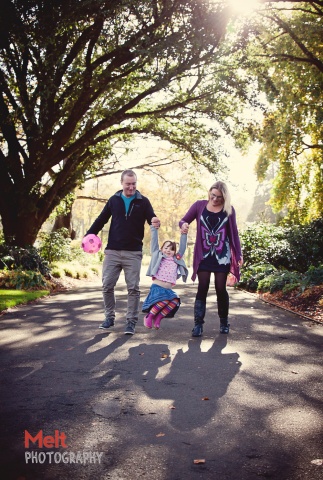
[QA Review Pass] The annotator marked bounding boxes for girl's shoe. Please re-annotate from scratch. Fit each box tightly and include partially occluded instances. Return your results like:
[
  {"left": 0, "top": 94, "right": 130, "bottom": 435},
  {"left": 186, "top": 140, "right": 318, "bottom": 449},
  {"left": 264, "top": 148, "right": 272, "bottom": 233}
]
[
  {"left": 154, "top": 313, "right": 164, "bottom": 330},
  {"left": 144, "top": 313, "right": 154, "bottom": 329}
]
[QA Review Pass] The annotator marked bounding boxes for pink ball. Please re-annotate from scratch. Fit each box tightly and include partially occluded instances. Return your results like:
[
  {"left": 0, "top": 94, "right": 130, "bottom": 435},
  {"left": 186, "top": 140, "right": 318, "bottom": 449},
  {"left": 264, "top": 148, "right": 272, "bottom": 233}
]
[{"left": 82, "top": 234, "right": 102, "bottom": 254}]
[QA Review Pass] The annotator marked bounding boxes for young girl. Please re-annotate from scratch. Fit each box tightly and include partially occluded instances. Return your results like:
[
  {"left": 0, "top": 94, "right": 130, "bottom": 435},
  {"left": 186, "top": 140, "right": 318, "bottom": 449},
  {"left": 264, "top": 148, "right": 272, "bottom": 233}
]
[{"left": 142, "top": 226, "right": 188, "bottom": 330}]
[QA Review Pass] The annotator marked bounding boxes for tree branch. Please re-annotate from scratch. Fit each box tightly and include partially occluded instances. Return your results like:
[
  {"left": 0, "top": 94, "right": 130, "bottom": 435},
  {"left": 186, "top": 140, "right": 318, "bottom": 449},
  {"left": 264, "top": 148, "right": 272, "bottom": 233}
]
[{"left": 268, "top": 12, "right": 323, "bottom": 72}]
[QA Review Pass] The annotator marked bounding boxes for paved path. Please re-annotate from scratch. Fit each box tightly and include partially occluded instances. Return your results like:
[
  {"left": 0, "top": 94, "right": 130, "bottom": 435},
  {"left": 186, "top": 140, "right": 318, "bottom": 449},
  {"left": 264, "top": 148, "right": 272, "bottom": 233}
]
[{"left": 0, "top": 275, "right": 322, "bottom": 480}]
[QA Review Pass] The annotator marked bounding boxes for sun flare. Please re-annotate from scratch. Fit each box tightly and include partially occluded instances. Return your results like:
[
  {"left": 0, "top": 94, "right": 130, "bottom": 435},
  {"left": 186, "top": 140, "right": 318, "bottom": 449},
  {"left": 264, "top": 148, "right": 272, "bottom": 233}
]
[{"left": 227, "top": 0, "right": 260, "bottom": 15}]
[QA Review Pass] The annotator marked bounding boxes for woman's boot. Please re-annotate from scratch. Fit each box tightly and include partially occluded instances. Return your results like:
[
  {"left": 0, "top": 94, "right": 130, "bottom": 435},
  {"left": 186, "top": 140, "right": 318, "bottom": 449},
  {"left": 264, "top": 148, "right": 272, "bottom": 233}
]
[
  {"left": 192, "top": 299, "right": 206, "bottom": 337},
  {"left": 219, "top": 318, "right": 230, "bottom": 334}
]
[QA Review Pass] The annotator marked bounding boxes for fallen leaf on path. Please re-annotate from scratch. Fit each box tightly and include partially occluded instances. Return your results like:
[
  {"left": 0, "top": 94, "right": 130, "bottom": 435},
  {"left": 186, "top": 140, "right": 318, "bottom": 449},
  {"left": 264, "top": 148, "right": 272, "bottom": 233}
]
[
  {"left": 194, "top": 459, "right": 206, "bottom": 464},
  {"left": 156, "top": 432, "right": 165, "bottom": 437},
  {"left": 311, "top": 459, "right": 323, "bottom": 466},
  {"left": 161, "top": 353, "right": 168, "bottom": 358},
  {"left": 202, "top": 397, "right": 209, "bottom": 401}
]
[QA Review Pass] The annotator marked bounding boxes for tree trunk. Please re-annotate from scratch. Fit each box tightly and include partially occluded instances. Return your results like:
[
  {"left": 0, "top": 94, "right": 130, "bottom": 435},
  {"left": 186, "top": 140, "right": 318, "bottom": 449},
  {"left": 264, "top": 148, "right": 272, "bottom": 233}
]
[
  {"left": 52, "top": 211, "right": 76, "bottom": 240},
  {"left": 0, "top": 190, "right": 49, "bottom": 246},
  {"left": 1, "top": 208, "right": 43, "bottom": 246}
]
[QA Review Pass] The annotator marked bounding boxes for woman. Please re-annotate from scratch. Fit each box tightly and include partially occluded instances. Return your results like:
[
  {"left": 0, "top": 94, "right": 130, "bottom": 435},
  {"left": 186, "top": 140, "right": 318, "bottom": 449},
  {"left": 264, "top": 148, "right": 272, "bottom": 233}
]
[{"left": 179, "top": 181, "right": 243, "bottom": 336}]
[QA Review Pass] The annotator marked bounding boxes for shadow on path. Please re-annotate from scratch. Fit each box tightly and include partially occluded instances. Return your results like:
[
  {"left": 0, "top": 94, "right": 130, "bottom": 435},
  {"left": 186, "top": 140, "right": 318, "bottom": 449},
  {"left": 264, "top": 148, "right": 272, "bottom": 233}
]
[{"left": 0, "top": 281, "right": 322, "bottom": 480}]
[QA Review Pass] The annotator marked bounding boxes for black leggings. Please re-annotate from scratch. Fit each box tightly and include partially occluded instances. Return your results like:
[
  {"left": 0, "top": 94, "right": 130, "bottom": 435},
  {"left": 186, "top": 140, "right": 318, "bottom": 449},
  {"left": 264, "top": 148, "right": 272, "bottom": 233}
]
[{"left": 196, "top": 271, "right": 229, "bottom": 319}]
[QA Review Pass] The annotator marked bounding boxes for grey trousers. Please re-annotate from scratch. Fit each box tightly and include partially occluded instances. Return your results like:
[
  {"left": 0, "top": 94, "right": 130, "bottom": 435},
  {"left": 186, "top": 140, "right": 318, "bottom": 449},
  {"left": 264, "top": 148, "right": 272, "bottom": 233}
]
[{"left": 102, "top": 250, "right": 142, "bottom": 324}]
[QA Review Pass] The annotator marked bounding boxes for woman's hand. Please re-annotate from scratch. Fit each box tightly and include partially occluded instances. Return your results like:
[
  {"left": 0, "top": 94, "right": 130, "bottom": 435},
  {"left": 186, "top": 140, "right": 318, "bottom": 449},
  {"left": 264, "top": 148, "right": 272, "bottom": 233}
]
[
  {"left": 180, "top": 222, "right": 189, "bottom": 234},
  {"left": 238, "top": 256, "right": 243, "bottom": 267}
]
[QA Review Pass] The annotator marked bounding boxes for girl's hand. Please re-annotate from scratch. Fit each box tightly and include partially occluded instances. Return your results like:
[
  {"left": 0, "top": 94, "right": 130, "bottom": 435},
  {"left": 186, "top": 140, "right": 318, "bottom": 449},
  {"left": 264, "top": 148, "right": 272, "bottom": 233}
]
[{"left": 238, "top": 256, "right": 243, "bottom": 267}]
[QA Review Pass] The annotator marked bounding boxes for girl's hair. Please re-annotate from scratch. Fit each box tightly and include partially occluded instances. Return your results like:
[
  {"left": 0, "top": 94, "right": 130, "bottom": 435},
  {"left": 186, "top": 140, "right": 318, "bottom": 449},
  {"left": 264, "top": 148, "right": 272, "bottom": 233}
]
[
  {"left": 208, "top": 181, "right": 232, "bottom": 215},
  {"left": 161, "top": 240, "right": 177, "bottom": 253}
]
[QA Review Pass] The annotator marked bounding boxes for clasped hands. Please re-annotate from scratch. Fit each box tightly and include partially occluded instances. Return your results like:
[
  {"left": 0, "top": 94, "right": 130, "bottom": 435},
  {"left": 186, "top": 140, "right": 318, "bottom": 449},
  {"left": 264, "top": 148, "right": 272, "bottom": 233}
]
[
  {"left": 180, "top": 222, "right": 189, "bottom": 234},
  {"left": 151, "top": 217, "right": 161, "bottom": 229},
  {"left": 151, "top": 218, "right": 189, "bottom": 235}
]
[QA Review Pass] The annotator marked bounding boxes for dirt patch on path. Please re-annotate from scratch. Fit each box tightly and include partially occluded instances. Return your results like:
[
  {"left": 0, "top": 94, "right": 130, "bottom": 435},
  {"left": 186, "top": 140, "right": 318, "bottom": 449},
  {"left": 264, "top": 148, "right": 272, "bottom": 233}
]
[{"left": 260, "top": 285, "right": 323, "bottom": 323}]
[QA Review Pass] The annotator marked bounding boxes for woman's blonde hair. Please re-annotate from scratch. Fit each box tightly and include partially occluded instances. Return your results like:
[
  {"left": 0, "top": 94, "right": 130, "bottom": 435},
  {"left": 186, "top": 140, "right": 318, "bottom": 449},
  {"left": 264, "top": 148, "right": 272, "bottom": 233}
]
[{"left": 208, "top": 181, "right": 232, "bottom": 216}]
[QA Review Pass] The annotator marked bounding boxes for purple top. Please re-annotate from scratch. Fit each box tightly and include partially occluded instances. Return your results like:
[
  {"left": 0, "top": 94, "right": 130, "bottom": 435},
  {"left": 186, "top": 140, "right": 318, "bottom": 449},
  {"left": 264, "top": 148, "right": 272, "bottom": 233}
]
[{"left": 179, "top": 200, "right": 242, "bottom": 282}]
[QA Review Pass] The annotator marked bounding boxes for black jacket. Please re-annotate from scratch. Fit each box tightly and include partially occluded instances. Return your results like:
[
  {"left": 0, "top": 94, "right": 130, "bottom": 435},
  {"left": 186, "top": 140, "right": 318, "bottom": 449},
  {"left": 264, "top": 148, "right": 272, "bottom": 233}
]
[{"left": 86, "top": 190, "right": 156, "bottom": 251}]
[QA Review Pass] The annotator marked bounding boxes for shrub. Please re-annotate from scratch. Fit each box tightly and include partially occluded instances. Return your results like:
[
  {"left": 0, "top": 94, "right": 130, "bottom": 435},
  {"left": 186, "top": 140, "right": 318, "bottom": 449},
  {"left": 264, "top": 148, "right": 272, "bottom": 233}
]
[
  {"left": 38, "top": 228, "right": 71, "bottom": 263},
  {"left": 69, "top": 240, "right": 86, "bottom": 261},
  {"left": 239, "top": 263, "right": 277, "bottom": 292},
  {"left": 240, "top": 218, "right": 323, "bottom": 273},
  {"left": 285, "top": 220, "right": 323, "bottom": 272},
  {"left": 303, "top": 265, "right": 323, "bottom": 287},
  {"left": 90, "top": 266, "right": 99, "bottom": 275},
  {"left": 63, "top": 267, "right": 74, "bottom": 278},
  {"left": 282, "top": 283, "right": 301, "bottom": 294},
  {"left": 240, "top": 263, "right": 323, "bottom": 295},
  {"left": 50, "top": 260, "right": 100, "bottom": 280},
  {"left": 240, "top": 223, "right": 292, "bottom": 268},
  {"left": 0, "top": 269, "right": 48, "bottom": 290},
  {"left": 51, "top": 268, "right": 62, "bottom": 278},
  {"left": 0, "top": 245, "right": 50, "bottom": 276},
  {"left": 257, "top": 271, "right": 302, "bottom": 293}
]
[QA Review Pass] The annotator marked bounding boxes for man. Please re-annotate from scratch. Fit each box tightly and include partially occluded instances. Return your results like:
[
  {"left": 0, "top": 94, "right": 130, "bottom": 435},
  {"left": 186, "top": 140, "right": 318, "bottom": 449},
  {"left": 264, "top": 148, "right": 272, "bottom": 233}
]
[{"left": 86, "top": 169, "right": 160, "bottom": 335}]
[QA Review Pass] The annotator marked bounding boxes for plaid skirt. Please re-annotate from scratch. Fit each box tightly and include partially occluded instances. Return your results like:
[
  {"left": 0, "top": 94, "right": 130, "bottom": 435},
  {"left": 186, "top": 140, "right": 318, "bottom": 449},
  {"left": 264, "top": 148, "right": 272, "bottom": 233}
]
[{"left": 142, "top": 283, "right": 180, "bottom": 318}]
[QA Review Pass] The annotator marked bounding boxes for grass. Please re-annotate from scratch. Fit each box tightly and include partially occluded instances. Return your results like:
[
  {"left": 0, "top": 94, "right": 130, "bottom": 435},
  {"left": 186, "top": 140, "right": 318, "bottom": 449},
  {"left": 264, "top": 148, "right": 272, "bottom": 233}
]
[
  {"left": 0, "top": 256, "right": 101, "bottom": 313},
  {"left": 0, "top": 289, "right": 50, "bottom": 312},
  {"left": 50, "top": 260, "right": 100, "bottom": 279}
]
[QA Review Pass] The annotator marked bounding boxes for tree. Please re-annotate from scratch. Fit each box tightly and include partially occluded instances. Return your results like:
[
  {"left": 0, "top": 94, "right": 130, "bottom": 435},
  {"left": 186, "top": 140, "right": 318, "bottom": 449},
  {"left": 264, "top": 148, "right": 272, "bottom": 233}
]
[
  {"left": 1, "top": 0, "right": 312, "bottom": 247},
  {"left": 243, "top": 1, "right": 323, "bottom": 223},
  {"left": 1, "top": 0, "right": 250, "bottom": 246}
]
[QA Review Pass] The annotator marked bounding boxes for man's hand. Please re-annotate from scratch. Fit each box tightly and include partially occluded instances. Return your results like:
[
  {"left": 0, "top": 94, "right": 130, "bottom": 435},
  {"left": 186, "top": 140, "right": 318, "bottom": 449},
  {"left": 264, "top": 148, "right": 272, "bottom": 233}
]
[
  {"left": 151, "top": 217, "right": 161, "bottom": 229},
  {"left": 180, "top": 222, "right": 189, "bottom": 234}
]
